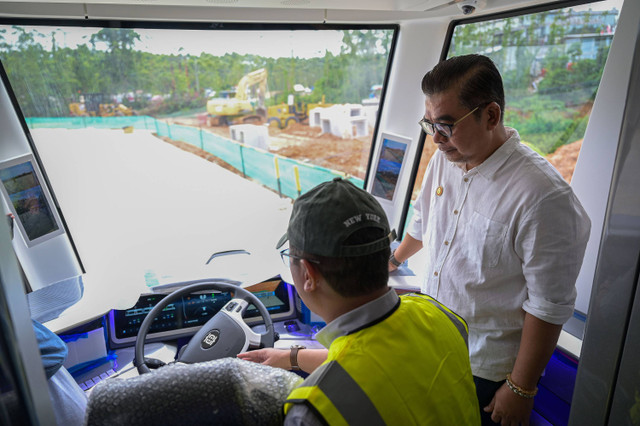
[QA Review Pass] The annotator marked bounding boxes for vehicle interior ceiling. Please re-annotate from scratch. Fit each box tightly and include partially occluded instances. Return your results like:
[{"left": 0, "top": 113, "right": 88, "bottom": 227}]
[{"left": 0, "top": 0, "right": 563, "bottom": 22}]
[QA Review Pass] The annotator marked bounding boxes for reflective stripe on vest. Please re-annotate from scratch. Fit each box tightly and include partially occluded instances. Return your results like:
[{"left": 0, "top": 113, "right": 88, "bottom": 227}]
[
  {"left": 405, "top": 292, "right": 469, "bottom": 348},
  {"left": 285, "top": 361, "right": 385, "bottom": 426}
]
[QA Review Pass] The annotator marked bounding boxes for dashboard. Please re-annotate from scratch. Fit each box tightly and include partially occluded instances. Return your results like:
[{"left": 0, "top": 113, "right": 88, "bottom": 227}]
[{"left": 107, "top": 279, "right": 295, "bottom": 348}]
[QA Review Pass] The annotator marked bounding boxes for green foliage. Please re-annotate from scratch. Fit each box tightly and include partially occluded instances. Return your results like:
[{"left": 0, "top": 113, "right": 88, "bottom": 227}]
[
  {"left": 450, "top": 6, "right": 617, "bottom": 155},
  {"left": 505, "top": 96, "right": 588, "bottom": 154},
  {"left": 0, "top": 27, "right": 392, "bottom": 118}
]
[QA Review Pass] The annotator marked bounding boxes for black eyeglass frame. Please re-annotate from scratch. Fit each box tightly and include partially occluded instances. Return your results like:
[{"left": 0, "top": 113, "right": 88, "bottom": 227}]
[
  {"left": 418, "top": 103, "right": 487, "bottom": 138},
  {"left": 280, "top": 248, "right": 321, "bottom": 268}
]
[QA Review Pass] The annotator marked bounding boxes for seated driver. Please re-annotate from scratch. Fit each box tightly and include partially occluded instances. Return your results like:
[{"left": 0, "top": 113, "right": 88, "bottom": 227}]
[{"left": 240, "top": 177, "right": 480, "bottom": 425}]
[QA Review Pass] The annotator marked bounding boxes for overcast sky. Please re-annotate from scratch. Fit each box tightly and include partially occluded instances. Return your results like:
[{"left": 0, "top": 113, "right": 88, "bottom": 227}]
[{"left": 1, "top": 26, "right": 345, "bottom": 59}]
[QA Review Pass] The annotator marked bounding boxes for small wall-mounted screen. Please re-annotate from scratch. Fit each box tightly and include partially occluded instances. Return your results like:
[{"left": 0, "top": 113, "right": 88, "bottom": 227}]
[
  {"left": 0, "top": 156, "right": 60, "bottom": 244},
  {"left": 371, "top": 137, "right": 408, "bottom": 201}
]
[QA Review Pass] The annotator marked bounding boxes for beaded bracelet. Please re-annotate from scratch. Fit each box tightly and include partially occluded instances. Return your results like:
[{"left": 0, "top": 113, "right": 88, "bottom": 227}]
[{"left": 505, "top": 373, "right": 538, "bottom": 399}]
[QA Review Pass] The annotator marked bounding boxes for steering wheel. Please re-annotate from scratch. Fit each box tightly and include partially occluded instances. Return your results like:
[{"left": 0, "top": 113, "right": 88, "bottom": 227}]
[{"left": 135, "top": 280, "right": 275, "bottom": 374}]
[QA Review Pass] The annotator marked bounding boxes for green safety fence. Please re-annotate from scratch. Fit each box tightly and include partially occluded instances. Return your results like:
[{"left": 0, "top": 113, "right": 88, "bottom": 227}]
[
  {"left": 26, "top": 116, "right": 153, "bottom": 130},
  {"left": 25, "top": 116, "right": 364, "bottom": 199}
]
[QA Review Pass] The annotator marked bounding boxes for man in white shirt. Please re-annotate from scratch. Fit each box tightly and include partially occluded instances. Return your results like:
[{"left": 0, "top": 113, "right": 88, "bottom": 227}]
[{"left": 388, "top": 54, "right": 591, "bottom": 425}]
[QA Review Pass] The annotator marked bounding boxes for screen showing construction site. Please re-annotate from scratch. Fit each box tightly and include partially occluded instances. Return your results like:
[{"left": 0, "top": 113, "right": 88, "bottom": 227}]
[
  {"left": 371, "top": 136, "right": 408, "bottom": 201},
  {"left": 0, "top": 156, "right": 60, "bottom": 244}
]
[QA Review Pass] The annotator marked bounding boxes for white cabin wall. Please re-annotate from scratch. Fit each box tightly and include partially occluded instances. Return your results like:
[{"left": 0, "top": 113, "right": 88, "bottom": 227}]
[
  {"left": 570, "top": 0, "right": 639, "bottom": 318},
  {"left": 368, "top": 18, "right": 450, "bottom": 232},
  {"left": 0, "top": 75, "right": 82, "bottom": 291}
]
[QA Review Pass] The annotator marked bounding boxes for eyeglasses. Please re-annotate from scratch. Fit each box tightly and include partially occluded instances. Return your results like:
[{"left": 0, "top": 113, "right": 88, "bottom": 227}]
[
  {"left": 280, "top": 248, "right": 320, "bottom": 268},
  {"left": 418, "top": 105, "right": 481, "bottom": 138}
]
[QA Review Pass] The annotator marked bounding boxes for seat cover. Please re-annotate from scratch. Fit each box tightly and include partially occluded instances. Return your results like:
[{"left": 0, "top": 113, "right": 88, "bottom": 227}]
[{"left": 85, "top": 357, "right": 302, "bottom": 426}]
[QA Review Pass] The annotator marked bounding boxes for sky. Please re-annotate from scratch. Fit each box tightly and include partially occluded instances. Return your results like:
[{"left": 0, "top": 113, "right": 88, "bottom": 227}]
[
  {"left": 1, "top": 25, "right": 345, "bottom": 59},
  {"left": 135, "top": 28, "right": 345, "bottom": 58}
]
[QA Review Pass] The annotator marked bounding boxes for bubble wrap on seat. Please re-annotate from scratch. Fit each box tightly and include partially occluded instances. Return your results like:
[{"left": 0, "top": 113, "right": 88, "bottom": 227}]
[{"left": 85, "top": 358, "right": 303, "bottom": 426}]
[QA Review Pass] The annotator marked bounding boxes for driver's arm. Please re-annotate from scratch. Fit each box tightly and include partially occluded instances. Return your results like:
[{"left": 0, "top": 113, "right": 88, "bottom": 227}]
[{"left": 238, "top": 348, "right": 328, "bottom": 373}]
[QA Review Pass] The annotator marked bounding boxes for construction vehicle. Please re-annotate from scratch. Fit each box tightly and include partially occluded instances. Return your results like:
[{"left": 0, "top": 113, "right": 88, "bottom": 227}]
[
  {"left": 265, "top": 84, "right": 332, "bottom": 129},
  {"left": 266, "top": 98, "right": 332, "bottom": 129},
  {"left": 69, "top": 93, "right": 136, "bottom": 117},
  {"left": 206, "top": 68, "right": 268, "bottom": 126}
]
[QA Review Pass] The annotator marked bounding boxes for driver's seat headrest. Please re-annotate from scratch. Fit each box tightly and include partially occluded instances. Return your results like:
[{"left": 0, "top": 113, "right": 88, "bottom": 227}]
[{"left": 84, "top": 357, "right": 303, "bottom": 426}]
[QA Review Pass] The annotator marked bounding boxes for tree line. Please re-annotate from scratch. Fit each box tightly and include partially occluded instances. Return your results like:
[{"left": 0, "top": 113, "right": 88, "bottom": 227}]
[
  {"left": 0, "top": 27, "right": 393, "bottom": 117},
  {"left": 0, "top": 8, "right": 619, "bottom": 155}
]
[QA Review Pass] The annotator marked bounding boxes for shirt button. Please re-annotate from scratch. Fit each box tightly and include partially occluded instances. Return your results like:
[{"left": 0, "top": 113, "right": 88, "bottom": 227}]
[
  {"left": 453, "top": 210, "right": 459, "bottom": 215},
  {"left": 464, "top": 177, "right": 469, "bottom": 182},
  {"left": 444, "top": 241, "right": 449, "bottom": 246},
  {"left": 434, "top": 271, "right": 439, "bottom": 277}
]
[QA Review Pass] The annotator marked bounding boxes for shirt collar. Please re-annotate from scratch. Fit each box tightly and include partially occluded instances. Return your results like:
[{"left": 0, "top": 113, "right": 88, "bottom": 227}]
[
  {"left": 315, "top": 288, "right": 399, "bottom": 348},
  {"left": 474, "top": 127, "right": 519, "bottom": 180}
]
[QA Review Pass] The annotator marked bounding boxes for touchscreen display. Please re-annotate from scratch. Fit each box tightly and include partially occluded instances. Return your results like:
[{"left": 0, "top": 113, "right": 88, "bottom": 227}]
[
  {"left": 0, "top": 160, "right": 59, "bottom": 241},
  {"left": 371, "top": 137, "right": 407, "bottom": 201}
]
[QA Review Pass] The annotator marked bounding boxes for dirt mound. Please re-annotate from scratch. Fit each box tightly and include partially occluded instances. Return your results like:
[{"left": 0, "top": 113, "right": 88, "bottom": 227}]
[{"left": 546, "top": 139, "right": 581, "bottom": 183}]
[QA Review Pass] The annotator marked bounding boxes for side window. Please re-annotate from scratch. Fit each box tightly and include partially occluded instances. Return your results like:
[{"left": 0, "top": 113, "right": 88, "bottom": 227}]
[{"left": 407, "top": 1, "right": 622, "bottom": 212}]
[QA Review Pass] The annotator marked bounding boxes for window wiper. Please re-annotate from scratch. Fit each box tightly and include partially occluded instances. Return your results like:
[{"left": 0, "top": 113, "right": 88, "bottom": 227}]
[{"left": 205, "top": 249, "right": 251, "bottom": 265}]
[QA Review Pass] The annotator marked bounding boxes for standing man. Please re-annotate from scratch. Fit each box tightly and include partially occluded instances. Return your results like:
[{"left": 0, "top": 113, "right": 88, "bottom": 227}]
[
  {"left": 252, "top": 177, "right": 480, "bottom": 425},
  {"left": 389, "top": 54, "right": 591, "bottom": 425}
]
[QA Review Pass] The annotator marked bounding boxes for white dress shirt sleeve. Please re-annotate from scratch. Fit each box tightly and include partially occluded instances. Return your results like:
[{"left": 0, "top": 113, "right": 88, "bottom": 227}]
[{"left": 516, "top": 188, "right": 591, "bottom": 324}]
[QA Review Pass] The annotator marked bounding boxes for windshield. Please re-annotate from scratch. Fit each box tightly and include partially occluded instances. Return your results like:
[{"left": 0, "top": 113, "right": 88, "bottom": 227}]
[{"left": 0, "top": 24, "right": 395, "bottom": 309}]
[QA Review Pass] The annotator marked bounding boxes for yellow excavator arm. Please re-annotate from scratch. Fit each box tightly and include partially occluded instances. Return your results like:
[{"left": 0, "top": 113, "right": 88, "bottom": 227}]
[
  {"left": 235, "top": 68, "right": 268, "bottom": 103},
  {"left": 206, "top": 68, "right": 268, "bottom": 125}
]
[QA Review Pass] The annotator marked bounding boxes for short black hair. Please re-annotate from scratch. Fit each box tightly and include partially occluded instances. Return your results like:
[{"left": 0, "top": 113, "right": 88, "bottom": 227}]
[
  {"left": 421, "top": 54, "right": 505, "bottom": 121},
  {"left": 291, "top": 227, "right": 389, "bottom": 298}
]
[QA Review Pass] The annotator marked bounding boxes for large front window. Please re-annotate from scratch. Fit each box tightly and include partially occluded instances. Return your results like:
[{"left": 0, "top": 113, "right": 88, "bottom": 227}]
[{"left": 0, "top": 24, "right": 395, "bottom": 294}]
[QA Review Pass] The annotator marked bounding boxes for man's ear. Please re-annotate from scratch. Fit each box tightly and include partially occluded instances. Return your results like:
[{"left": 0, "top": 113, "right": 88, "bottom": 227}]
[
  {"left": 486, "top": 102, "right": 501, "bottom": 129},
  {"left": 301, "top": 259, "right": 321, "bottom": 292}
]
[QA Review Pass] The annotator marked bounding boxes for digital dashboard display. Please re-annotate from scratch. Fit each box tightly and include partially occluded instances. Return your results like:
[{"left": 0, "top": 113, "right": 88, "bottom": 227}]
[{"left": 107, "top": 280, "right": 294, "bottom": 347}]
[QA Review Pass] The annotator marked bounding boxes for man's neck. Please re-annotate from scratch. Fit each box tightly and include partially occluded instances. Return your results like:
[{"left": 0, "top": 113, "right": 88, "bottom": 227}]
[
  {"left": 465, "top": 124, "right": 510, "bottom": 171},
  {"left": 321, "top": 286, "right": 390, "bottom": 324}
]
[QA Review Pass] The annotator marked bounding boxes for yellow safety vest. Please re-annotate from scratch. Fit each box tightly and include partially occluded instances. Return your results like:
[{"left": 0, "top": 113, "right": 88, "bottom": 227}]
[{"left": 284, "top": 293, "right": 480, "bottom": 425}]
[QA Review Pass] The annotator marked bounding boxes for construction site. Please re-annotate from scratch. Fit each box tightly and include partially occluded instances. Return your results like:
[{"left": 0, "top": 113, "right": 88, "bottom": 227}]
[
  {"left": 165, "top": 115, "right": 375, "bottom": 180},
  {"left": 62, "top": 65, "right": 580, "bottom": 192},
  {"left": 162, "top": 111, "right": 579, "bottom": 203}
]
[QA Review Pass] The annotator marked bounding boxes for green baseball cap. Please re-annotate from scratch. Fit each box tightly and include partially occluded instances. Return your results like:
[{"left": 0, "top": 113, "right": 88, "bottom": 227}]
[{"left": 276, "top": 177, "right": 396, "bottom": 257}]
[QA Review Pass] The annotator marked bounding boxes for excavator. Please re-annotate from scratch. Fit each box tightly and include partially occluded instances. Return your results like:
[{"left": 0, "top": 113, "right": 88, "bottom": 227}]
[
  {"left": 206, "top": 68, "right": 268, "bottom": 126},
  {"left": 206, "top": 68, "right": 331, "bottom": 128}
]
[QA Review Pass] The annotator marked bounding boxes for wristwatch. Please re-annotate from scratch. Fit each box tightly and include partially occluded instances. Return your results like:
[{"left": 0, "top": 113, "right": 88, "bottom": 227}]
[
  {"left": 389, "top": 250, "right": 402, "bottom": 267},
  {"left": 290, "top": 344, "right": 306, "bottom": 371}
]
